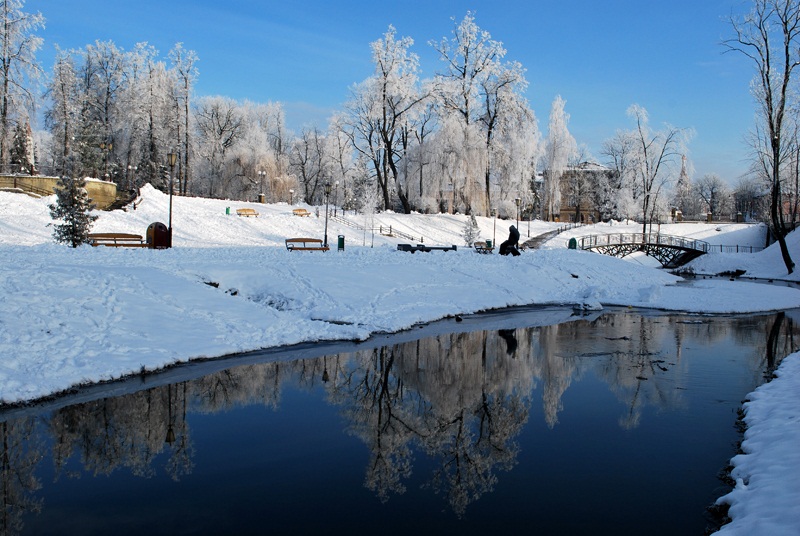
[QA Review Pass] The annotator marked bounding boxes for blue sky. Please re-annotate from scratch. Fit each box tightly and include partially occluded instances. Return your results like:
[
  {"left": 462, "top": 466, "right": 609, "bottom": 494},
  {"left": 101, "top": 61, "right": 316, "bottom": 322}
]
[{"left": 29, "top": 0, "right": 755, "bottom": 182}]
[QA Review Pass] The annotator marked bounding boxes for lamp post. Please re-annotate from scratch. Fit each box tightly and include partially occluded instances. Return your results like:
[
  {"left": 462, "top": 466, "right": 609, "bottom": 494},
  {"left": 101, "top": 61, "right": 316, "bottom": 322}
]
[
  {"left": 128, "top": 165, "right": 137, "bottom": 191},
  {"left": 100, "top": 141, "right": 112, "bottom": 178},
  {"left": 334, "top": 180, "right": 339, "bottom": 217},
  {"left": 528, "top": 202, "right": 531, "bottom": 237},
  {"left": 258, "top": 170, "right": 266, "bottom": 203},
  {"left": 289, "top": 189, "right": 294, "bottom": 205},
  {"left": 514, "top": 197, "right": 521, "bottom": 229},
  {"left": 492, "top": 207, "right": 497, "bottom": 247},
  {"left": 323, "top": 181, "right": 332, "bottom": 248},
  {"left": 167, "top": 152, "right": 177, "bottom": 248}
]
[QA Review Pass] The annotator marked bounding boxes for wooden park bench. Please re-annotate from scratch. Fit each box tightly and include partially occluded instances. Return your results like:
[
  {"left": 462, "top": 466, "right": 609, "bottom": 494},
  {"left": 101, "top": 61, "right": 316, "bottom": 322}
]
[
  {"left": 236, "top": 208, "right": 259, "bottom": 217},
  {"left": 473, "top": 241, "right": 494, "bottom": 254},
  {"left": 292, "top": 208, "right": 311, "bottom": 217},
  {"left": 397, "top": 243, "right": 457, "bottom": 253},
  {"left": 285, "top": 237, "right": 330, "bottom": 251},
  {"left": 88, "top": 233, "right": 148, "bottom": 248}
]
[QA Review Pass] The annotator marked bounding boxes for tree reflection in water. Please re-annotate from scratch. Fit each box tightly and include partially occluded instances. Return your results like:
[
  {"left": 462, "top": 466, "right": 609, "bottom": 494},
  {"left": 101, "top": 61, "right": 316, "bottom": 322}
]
[{"left": 0, "top": 310, "right": 797, "bottom": 533}]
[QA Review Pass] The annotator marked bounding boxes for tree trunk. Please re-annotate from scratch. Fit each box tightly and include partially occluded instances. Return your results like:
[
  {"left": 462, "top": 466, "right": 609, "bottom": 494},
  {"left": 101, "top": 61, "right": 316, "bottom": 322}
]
[{"left": 770, "top": 182, "right": 794, "bottom": 274}]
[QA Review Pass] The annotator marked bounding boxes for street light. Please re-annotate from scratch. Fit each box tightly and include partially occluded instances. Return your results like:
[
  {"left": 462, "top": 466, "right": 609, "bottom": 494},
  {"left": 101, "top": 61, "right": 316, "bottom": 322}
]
[
  {"left": 258, "top": 170, "right": 266, "bottom": 202},
  {"left": 323, "top": 181, "right": 332, "bottom": 248},
  {"left": 528, "top": 202, "right": 531, "bottom": 237},
  {"left": 167, "top": 152, "right": 178, "bottom": 248},
  {"left": 514, "top": 197, "right": 521, "bottom": 229},
  {"left": 334, "top": 180, "right": 340, "bottom": 217},
  {"left": 492, "top": 207, "right": 497, "bottom": 247},
  {"left": 100, "top": 141, "right": 112, "bottom": 178},
  {"left": 289, "top": 189, "right": 294, "bottom": 205},
  {"left": 127, "top": 165, "right": 135, "bottom": 191}
]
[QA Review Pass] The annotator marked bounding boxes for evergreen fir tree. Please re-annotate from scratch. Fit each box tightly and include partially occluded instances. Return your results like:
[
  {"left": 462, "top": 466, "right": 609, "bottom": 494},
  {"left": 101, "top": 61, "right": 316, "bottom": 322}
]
[
  {"left": 49, "top": 176, "right": 98, "bottom": 247},
  {"left": 10, "top": 123, "right": 28, "bottom": 173},
  {"left": 462, "top": 213, "right": 480, "bottom": 246}
]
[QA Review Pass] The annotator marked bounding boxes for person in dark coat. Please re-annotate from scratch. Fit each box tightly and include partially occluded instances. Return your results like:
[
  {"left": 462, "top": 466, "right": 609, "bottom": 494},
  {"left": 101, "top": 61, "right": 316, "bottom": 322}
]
[{"left": 499, "top": 225, "right": 521, "bottom": 256}]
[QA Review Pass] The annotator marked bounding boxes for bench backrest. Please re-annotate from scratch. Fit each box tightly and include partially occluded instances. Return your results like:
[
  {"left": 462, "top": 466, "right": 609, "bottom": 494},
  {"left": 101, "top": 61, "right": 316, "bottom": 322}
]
[
  {"left": 285, "top": 237, "right": 328, "bottom": 251},
  {"left": 286, "top": 237, "right": 322, "bottom": 245},
  {"left": 89, "top": 233, "right": 143, "bottom": 240}
]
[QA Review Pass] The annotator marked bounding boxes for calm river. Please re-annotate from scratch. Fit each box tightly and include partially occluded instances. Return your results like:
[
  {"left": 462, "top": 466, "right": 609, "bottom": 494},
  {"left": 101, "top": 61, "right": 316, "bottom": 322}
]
[{"left": 1, "top": 307, "right": 798, "bottom": 535}]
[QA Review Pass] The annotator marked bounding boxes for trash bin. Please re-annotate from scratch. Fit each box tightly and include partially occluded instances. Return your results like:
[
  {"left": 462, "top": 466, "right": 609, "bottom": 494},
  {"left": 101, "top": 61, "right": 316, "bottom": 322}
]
[
  {"left": 486, "top": 239, "right": 493, "bottom": 248},
  {"left": 337, "top": 235, "right": 345, "bottom": 251},
  {"left": 147, "top": 222, "right": 171, "bottom": 249},
  {"left": 568, "top": 237, "right": 577, "bottom": 250},
  {"left": 225, "top": 207, "right": 230, "bottom": 215},
  {"left": 258, "top": 194, "right": 265, "bottom": 203}
]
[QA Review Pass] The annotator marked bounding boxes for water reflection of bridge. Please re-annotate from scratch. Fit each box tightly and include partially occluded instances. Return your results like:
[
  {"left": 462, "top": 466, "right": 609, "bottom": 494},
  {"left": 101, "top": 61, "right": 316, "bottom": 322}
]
[{"left": 576, "top": 233, "right": 711, "bottom": 268}]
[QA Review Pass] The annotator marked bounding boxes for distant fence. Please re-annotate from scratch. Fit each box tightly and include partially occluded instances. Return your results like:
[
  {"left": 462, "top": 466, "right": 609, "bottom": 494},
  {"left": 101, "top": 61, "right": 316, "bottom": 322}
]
[
  {"left": 704, "top": 244, "right": 764, "bottom": 254},
  {"left": 328, "top": 214, "right": 425, "bottom": 243}
]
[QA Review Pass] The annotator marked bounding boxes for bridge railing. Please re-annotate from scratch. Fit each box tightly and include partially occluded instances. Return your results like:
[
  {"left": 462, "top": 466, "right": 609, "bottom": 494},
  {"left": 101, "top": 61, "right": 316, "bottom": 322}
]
[
  {"left": 705, "top": 244, "right": 764, "bottom": 253},
  {"left": 576, "top": 233, "right": 711, "bottom": 252},
  {"left": 575, "top": 233, "right": 765, "bottom": 254}
]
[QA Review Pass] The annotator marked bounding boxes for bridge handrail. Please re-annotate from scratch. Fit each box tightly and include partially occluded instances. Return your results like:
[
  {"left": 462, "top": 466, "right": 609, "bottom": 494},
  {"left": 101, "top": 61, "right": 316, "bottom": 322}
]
[{"left": 575, "top": 233, "right": 711, "bottom": 252}]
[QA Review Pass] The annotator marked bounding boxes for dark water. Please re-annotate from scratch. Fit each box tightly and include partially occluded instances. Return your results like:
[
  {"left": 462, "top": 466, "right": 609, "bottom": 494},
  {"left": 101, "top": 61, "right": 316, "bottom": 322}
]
[{"left": 1, "top": 308, "right": 798, "bottom": 536}]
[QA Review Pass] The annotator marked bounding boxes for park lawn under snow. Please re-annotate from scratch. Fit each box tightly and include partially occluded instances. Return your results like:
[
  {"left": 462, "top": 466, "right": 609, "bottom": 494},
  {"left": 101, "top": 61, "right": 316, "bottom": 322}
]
[{"left": 1, "top": 185, "right": 799, "bottom": 535}]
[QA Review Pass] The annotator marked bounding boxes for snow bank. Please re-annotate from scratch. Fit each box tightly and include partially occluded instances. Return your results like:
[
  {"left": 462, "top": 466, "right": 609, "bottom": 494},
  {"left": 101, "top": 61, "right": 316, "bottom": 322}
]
[
  {"left": 715, "top": 352, "right": 800, "bottom": 536},
  {"left": 1, "top": 187, "right": 799, "bottom": 404}
]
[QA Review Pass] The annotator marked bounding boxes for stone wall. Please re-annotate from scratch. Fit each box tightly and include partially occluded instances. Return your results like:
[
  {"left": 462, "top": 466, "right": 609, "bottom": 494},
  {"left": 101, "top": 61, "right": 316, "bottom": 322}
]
[{"left": 0, "top": 175, "right": 118, "bottom": 209}]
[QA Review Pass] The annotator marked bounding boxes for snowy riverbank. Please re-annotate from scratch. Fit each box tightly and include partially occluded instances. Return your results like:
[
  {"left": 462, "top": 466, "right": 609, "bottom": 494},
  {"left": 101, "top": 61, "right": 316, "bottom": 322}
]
[{"left": 1, "top": 186, "right": 799, "bottom": 534}]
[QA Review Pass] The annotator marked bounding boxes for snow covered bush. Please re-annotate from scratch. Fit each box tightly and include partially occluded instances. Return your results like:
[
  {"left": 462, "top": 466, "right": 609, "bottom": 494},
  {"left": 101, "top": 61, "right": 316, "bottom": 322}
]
[{"left": 463, "top": 213, "right": 480, "bottom": 246}]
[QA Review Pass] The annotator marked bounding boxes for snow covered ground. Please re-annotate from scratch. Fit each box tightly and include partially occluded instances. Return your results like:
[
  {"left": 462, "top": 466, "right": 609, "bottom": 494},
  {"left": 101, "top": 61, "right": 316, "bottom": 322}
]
[{"left": 1, "top": 185, "right": 798, "bottom": 534}]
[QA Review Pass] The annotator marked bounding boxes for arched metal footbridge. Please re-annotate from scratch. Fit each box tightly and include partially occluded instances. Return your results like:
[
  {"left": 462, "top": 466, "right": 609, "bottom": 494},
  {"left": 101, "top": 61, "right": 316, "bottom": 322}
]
[{"left": 573, "top": 233, "right": 711, "bottom": 268}]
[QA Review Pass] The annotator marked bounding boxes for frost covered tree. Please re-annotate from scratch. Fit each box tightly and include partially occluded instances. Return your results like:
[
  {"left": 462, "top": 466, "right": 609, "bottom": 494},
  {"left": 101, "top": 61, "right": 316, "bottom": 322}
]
[
  {"left": 289, "top": 125, "right": 328, "bottom": 204},
  {"left": 733, "top": 175, "right": 769, "bottom": 220},
  {"left": 168, "top": 43, "right": 198, "bottom": 195},
  {"left": 41, "top": 39, "right": 194, "bottom": 193},
  {"left": 462, "top": 213, "right": 480, "bottom": 246},
  {"left": 695, "top": 173, "right": 731, "bottom": 219},
  {"left": 625, "top": 104, "right": 688, "bottom": 234},
  {"left": 0, "top": 0, "right": 43, "bottom": 170},
  {"left": 326, "top": 113, "right": 357, "bottom": 209},
  {"left": 344, "top": 25, "right": 427, "bottom": 212},
  {"left": 48, "top": 176, "right": 98, "bottom": 247},
  {"left": 543, "top": 96, "right": 576, "bottom": 221},
  {"left": 600, "top": 130, "right": 637, "bottom": 220},
  {"left": 725, "top": 0, "right": 798, "bottom": 273},
  {"left": 79, "top": 40, "right": 128, "bottom": 179},
  {"left": 431, "top": 12, "right": 537, "bottom": 215},
  {"left": 132, "top": 44, "right": 175, "bottom": 189},
  {"left": 9, "top": 120, "right": 32, "bottom": 172},
  {"left": 193, "top": 95, "right": 243, "bottom": 197},
  {"left": 44, "top": 47, "right": 79, "bottom": 176}
]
